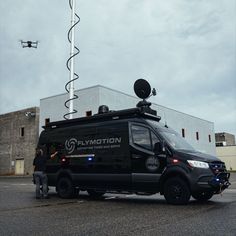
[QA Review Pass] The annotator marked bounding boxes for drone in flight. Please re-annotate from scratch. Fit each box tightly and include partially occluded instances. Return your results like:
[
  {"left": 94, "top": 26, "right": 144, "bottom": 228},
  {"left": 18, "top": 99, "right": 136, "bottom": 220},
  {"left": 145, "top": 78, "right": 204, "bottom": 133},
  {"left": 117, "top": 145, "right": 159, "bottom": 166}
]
[{"left": 20, "top": 40, "right": 39, "bottom": 49}]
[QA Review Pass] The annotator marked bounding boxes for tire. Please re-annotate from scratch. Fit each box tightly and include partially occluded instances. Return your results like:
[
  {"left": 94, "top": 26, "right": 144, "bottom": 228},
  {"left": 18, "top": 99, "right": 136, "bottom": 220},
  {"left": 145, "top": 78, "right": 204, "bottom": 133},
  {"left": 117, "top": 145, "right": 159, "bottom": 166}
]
[
  {"left": 192, "top": 191, "right": 214, "bottom": 202},
  {"left": 164, "top": 177, "right": 191, "bottom": 205},
  {"left": 87, "top": 189, "right": 106, "bottom": 198},
  {"left": 57, "top": 177, "right": 75, "bottom": 199}
]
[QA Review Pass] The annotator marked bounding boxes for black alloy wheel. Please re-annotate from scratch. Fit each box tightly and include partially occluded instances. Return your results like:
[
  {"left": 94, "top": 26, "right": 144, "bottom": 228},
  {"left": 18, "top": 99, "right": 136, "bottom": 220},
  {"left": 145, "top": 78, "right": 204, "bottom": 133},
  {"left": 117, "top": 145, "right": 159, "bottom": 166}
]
[{"left": 164, "top": 177, "right": 191, "bottom": 205}]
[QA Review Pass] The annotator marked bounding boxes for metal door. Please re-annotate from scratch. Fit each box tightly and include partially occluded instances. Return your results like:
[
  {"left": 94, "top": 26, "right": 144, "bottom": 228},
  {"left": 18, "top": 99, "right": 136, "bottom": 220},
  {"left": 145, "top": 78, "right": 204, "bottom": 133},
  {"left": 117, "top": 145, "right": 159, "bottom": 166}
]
[{"left": 15, "top": 159, "right": 24, "bottom": 175}]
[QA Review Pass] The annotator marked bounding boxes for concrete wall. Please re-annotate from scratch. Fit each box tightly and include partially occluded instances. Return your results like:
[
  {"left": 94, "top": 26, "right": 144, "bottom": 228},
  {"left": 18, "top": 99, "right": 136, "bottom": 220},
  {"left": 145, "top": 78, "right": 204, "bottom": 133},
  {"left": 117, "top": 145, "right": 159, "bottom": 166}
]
[
  {"left": 0, "top": 107, "right": 39, "bottom": 175},
  {"left": 216, "top": 146, "right": 236, "bottom": 171}
]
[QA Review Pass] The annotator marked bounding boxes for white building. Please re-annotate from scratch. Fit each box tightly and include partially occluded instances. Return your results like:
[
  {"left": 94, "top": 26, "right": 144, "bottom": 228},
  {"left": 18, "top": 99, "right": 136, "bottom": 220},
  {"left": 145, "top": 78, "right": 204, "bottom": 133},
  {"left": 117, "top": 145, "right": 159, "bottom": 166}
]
[{"left": 40, "top": 85, "right": 216, "bottom": 155}]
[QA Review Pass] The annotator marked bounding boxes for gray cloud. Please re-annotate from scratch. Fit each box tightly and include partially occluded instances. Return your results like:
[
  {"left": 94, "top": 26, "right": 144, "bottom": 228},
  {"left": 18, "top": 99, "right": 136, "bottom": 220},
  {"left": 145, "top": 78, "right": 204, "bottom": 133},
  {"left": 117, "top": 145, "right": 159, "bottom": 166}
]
[{"left": 0, "top": 0, "right": 235, "bottom": 136}]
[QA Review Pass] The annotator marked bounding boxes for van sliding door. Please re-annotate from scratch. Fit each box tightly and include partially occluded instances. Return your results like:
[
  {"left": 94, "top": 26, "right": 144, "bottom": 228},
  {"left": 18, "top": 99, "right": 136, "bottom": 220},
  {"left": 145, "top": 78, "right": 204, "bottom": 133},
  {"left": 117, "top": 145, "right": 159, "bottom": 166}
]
[{"left": 94, "top": 122, "right": 131, "bottom": 189}]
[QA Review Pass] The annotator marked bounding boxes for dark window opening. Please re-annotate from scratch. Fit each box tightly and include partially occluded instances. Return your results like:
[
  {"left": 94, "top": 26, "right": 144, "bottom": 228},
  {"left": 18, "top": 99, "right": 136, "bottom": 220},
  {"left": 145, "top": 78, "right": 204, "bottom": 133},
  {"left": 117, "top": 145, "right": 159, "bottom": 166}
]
[
  {"left": 196, "top": 132, "right": 199, "bottom": 140},
  {"left": 45, "top": 118, "right": 50, "bottom": 126},
  {"left": 216, "top": 142, "right": 223, "bottom": 147},
  {"left": 208, "top": 135, "right": 211, "bottom": 143},
  {"left": 182, "top": 128, "right": 185, "bottom": 138},
  {"left": 20, "top": 127, "right": 24, "bottom": 137},
  {"left": 86, "top": 111, "right": 92, "bottom": 117}
]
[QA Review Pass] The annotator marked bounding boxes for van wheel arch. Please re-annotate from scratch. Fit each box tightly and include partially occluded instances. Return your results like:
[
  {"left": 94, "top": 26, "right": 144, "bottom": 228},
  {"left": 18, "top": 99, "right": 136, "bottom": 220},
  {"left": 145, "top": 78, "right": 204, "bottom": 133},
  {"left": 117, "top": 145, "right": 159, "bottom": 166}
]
[{"left": 160, "top": 172, "right": 190, "bottom": 195}]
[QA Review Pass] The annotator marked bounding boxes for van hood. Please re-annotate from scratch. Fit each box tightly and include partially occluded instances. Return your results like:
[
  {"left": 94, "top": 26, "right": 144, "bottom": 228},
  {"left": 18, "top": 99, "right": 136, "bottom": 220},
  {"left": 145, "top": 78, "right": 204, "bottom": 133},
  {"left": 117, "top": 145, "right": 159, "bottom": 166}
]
[{"left": 175, "top": 150, "right": 221, "bottom": 163}]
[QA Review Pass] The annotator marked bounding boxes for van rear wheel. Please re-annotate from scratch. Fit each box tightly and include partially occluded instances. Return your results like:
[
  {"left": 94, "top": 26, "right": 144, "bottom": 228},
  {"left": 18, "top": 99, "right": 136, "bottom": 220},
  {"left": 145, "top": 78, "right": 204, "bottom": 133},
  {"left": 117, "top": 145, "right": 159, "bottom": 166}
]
[
  {"left": 164, "top": 177, "right": 190, "bottom": 205},
  {"left": 87, "top": 189, "right": 106, "bottom": 198},
  {"left": 57, "top": 177, "right": 75, "bottom": 199}
]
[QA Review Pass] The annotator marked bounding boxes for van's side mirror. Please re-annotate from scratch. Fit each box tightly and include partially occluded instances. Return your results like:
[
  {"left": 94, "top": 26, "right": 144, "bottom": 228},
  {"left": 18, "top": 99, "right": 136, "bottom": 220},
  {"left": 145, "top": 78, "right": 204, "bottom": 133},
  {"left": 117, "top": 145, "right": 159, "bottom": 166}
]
[{"left": 154, "top": 141, "right": 166, "bottom": 155}]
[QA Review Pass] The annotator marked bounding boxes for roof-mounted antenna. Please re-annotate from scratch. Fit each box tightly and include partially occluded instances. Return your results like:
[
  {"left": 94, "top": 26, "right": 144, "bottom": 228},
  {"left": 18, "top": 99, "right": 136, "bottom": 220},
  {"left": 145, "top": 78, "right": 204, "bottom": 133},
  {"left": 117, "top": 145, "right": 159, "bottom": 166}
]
[
  {"left": 134, "top": 79, "right": 156, "bottom": 107},
  {"left": 64, "top": 0, "right": 80, "bottom": 120},
  {"left": 162, "top": 110, "right": 168, "bottom": 128},
  {"left": 150, "top": 88, "right": 157, "bottom": 97},
  {"left": 133, "top": 79, "right": 158, "bottom": 117}
]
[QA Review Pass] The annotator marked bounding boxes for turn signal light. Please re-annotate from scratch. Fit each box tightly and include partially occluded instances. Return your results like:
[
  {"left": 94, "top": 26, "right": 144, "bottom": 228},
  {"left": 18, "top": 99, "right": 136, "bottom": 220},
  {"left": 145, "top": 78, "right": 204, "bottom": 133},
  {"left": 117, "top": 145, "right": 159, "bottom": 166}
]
[
  {"left": 171, "top": 159, "right": 179, "bottom": 164},
  {"left": 60, "top": 156, "right": 69, "bottom": 165}
]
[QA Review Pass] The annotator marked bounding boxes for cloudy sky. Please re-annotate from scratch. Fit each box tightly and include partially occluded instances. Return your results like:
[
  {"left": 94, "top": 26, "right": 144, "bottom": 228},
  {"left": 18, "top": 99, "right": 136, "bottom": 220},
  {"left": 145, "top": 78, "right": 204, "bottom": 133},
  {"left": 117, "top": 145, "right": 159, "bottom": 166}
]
[{"left": 0, "top": 0, "right": 235, "bottom": 135}]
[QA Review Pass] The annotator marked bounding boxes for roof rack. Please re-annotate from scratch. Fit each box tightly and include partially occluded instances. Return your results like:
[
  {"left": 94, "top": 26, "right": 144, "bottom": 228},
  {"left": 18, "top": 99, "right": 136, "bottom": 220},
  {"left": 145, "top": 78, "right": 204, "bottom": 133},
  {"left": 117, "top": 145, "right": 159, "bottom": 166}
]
[{"left": 44, "top": 107, "right": 161, "bottom": 130}]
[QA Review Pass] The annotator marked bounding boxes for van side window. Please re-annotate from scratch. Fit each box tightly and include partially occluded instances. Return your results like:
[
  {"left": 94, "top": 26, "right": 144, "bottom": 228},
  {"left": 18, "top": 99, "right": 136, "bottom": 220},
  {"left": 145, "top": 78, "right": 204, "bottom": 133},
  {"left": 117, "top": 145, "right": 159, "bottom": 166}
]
[{"left": 131, "top": 125, "right": 151, "bottom": 150}]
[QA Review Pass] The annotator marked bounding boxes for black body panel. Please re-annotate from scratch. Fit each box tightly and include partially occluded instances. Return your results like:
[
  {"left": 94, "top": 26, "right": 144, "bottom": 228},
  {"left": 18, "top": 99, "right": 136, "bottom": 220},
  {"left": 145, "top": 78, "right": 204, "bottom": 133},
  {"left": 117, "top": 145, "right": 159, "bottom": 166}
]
[{"left": 38, "top": 106, "right": 230, "bottom": 197}]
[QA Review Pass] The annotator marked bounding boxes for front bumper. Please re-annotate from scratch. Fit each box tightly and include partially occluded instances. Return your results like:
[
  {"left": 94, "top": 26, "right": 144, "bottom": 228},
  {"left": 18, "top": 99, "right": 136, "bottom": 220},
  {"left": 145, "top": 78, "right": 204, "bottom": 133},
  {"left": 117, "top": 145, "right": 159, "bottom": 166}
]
[
  {"left": 189, "top": 169, "right": 231, "bottom": 194},
  {"left": 208, "top": 172, "right": 231, "bottom": 193}
]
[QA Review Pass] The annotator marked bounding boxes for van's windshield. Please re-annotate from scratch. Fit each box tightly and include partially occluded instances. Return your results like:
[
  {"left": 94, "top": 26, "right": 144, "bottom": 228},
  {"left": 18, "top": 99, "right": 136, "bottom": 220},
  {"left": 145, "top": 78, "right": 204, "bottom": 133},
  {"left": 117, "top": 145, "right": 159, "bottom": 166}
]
[
  {"left": 160, "top": 131, "right": 195, "bottom": 151},
  {"left": 147, "top": 120, "right": 196, "bottom": 151}
]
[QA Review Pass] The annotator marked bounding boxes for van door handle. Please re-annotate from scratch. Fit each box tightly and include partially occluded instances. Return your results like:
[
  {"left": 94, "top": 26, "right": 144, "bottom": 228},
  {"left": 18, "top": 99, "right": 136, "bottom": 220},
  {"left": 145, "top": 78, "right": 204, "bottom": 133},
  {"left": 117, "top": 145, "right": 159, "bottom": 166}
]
[{"left": 132, "top": 154, "right": 142, "bottom": 159}]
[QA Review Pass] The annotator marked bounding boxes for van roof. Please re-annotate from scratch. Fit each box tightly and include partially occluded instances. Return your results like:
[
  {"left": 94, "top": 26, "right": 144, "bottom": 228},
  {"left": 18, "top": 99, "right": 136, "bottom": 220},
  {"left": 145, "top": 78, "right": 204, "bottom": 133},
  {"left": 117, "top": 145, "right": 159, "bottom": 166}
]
[{"left": 44, "top": 107, "right": 161, "bottom": 130}]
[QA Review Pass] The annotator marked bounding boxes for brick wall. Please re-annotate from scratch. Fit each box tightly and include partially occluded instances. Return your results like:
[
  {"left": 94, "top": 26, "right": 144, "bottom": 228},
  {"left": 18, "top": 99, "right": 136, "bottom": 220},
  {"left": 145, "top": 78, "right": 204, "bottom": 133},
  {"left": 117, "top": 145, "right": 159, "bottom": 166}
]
[{"left": 0, "top": 107, "right": 39, "bottom": 175}]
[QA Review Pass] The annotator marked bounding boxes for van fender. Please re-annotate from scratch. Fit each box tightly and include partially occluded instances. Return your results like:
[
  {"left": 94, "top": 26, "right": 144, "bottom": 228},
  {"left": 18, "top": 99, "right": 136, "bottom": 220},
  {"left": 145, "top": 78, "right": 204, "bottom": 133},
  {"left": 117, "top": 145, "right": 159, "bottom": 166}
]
[{"left": 159, "top": 166, "right": 191, "bottom": 195}]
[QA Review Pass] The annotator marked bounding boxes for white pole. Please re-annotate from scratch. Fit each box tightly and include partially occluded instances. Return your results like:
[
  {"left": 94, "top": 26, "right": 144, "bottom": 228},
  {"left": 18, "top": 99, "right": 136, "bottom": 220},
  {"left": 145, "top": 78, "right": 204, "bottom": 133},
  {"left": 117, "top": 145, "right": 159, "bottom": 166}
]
[{"left": 69, "top": 0, "right": 76, "bottom": 119}]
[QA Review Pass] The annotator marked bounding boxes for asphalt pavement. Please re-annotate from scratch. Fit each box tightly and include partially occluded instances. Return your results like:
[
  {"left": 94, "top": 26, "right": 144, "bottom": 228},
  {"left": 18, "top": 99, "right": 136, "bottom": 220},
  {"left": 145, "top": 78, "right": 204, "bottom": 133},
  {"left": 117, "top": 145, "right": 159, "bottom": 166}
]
[{"left": 0, "top": 173, "right": 235, "bottom": 236}]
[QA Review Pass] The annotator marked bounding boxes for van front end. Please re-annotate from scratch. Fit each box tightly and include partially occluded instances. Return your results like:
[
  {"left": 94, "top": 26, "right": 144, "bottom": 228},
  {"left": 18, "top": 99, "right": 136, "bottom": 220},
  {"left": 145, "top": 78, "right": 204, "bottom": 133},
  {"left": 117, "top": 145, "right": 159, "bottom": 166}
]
[{"left": 186, "top": 159, "right": 231, "bottom": 196}]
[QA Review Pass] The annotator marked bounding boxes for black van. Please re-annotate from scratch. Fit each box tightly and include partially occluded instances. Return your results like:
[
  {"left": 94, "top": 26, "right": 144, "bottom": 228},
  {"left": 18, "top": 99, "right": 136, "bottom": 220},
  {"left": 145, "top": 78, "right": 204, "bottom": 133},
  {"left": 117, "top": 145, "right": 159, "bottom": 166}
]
[{"left": 38, "top": 80, "right": 230, "bottom": 204}]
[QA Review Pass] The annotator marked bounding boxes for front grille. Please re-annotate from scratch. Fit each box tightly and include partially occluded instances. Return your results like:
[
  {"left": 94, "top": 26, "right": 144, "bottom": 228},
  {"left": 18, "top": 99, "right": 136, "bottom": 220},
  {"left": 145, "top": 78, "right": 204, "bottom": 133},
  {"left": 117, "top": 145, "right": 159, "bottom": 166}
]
[{"left": 209, "top": 161, "right": 226, "bottom": 174}]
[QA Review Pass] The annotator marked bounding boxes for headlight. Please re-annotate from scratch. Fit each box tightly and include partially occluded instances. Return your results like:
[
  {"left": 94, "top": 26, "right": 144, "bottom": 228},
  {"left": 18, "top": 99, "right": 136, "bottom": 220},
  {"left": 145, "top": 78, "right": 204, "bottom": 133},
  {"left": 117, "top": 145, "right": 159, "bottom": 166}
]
[{"left": 187, "top": 160, "right": 209, "bottom": 169}]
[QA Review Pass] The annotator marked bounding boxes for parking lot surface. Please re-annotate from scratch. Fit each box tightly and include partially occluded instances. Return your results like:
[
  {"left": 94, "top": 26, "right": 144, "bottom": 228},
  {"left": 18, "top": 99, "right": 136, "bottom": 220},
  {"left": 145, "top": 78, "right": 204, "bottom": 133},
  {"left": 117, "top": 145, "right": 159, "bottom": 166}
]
[{"left": 0, "top": 173, "right": 236, "bottom": 236}]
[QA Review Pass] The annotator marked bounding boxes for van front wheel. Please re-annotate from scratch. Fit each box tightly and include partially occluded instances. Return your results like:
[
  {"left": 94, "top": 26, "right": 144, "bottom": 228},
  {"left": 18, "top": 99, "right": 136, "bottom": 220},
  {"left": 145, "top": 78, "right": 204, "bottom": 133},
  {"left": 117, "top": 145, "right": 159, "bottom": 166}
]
[
  {"left": 57, "top": 177, "right": 75, "bottom": 199},
  {"left": 164, "top": 177, "right": 190, "bottom": 205}
]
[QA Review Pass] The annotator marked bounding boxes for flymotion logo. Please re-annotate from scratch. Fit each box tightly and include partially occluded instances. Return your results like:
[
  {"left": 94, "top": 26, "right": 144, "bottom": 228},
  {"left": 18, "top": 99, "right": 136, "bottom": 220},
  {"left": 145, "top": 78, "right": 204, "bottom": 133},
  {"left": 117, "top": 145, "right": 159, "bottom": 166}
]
[
  {"left": 65, "top": 138, "right": 78, "bottom": 154},
  {"left": 65, "top": 137, "right": 122, "bottom": 154}
]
